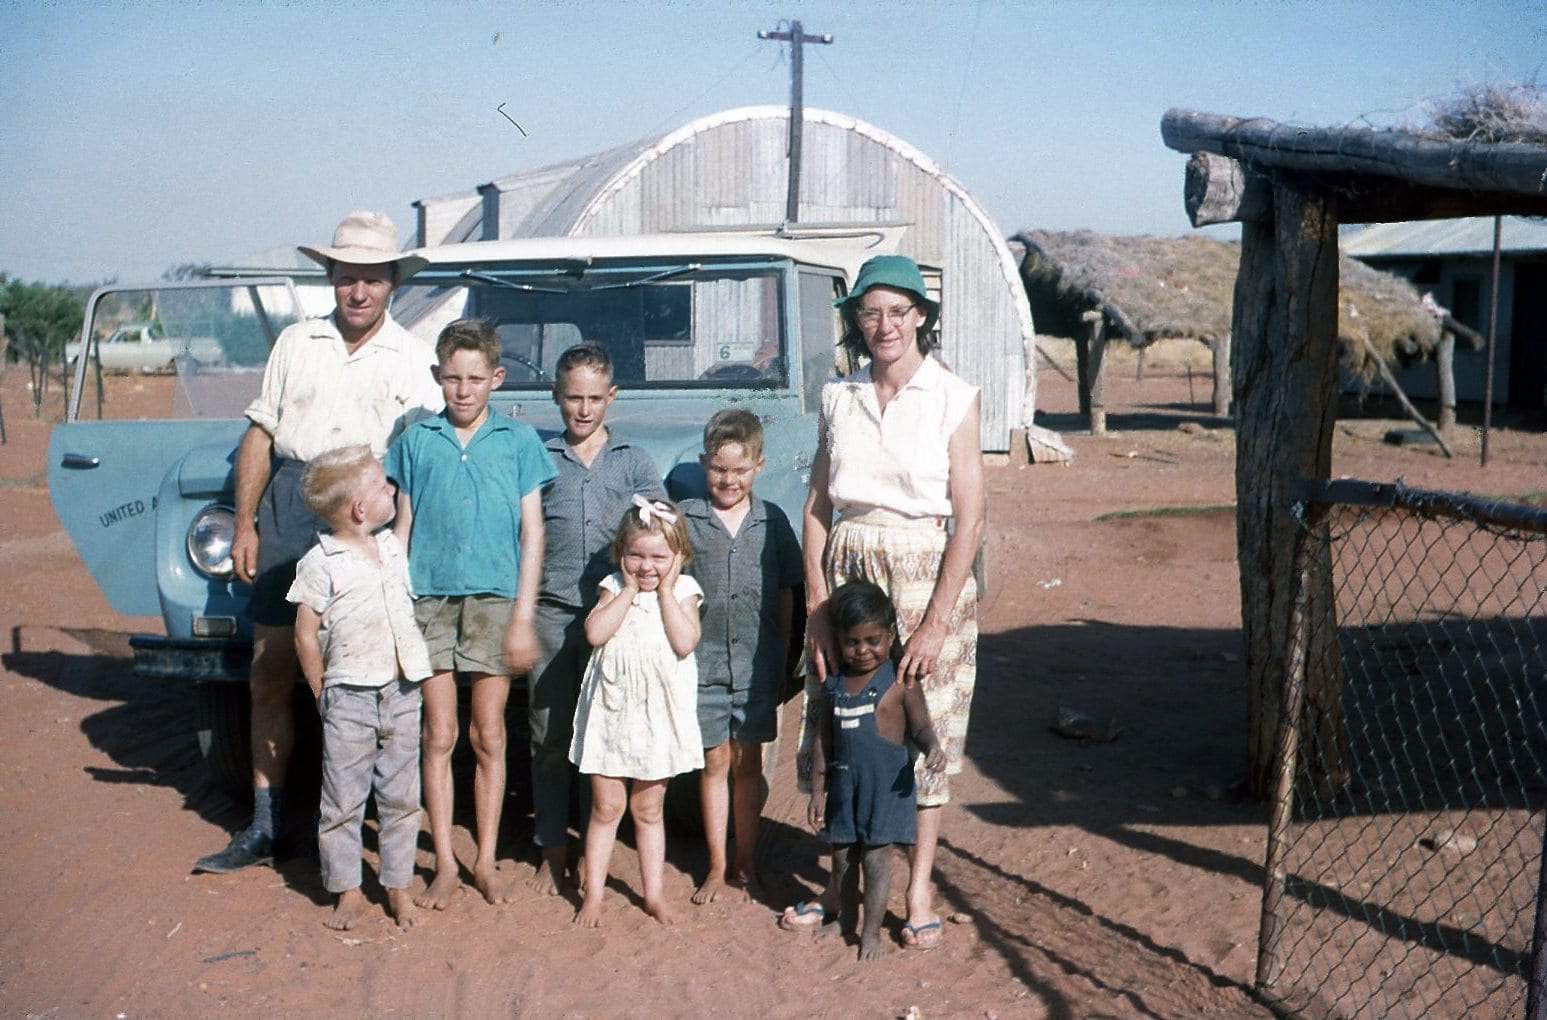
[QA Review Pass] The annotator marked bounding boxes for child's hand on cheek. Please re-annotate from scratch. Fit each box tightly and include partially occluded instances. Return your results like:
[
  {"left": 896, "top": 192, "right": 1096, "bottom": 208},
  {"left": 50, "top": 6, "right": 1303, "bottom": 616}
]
[
  {"left": 619, "top": 559, "right": 642, "bottom": 593},
  {"left": 662, "top": 550, "right": 684, "bottom": 589}
]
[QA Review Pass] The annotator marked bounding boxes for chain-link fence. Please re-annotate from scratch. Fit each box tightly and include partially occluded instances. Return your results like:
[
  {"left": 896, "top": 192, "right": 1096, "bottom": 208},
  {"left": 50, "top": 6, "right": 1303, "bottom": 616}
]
[{"left": 1257, "top": 479, "right": 1547, "bottom": 1020}]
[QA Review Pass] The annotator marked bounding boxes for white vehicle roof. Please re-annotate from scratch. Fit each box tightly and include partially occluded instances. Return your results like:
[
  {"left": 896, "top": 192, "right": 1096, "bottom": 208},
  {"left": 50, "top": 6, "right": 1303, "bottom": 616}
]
[{"left": 413, "top": 232, "right": 896, "bottom": 281}]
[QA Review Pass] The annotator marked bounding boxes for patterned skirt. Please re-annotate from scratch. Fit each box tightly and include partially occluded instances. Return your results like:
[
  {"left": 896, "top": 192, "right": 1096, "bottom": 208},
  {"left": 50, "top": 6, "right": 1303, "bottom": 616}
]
[{"left": 800, "top": 508, "right": 978, "bottom": 807}]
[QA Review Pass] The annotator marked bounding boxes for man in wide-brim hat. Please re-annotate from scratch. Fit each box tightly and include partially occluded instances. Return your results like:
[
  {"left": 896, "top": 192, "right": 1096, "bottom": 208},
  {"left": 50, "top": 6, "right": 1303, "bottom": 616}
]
[{"left": 195, "top": 212, "right": 442, "bottom": 874}]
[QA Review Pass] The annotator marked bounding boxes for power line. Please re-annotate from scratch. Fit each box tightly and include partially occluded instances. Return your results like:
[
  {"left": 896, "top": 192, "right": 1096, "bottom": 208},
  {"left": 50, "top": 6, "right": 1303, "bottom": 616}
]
[
  {"left": 945, "top": 0, "right": 985, "bottom": 171},
  {"left": 642, "top": 42, "right": 768, "bottom": 139}
]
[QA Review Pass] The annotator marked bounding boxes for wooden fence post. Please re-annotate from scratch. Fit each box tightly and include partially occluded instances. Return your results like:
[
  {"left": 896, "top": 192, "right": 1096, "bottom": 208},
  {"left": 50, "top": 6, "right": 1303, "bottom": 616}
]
[
  {"left": 1234, "top": 180, "right": 1343, "bottom": 798},
  {"left": 1083, "top": 310, "right": 1108, "bottom": 436},
  {"left": 1436, "top": 331, "right": 1457, "bottom": 432},
  {"left": 1211, "top": 333, "right": 1231, "bottom": 418}
]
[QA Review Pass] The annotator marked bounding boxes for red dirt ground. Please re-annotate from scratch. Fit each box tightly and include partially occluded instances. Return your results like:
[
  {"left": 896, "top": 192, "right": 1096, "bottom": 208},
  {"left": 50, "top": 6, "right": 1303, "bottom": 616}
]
[{"left": 1, "top": 345, "right": 1541, "bottom": 1018}]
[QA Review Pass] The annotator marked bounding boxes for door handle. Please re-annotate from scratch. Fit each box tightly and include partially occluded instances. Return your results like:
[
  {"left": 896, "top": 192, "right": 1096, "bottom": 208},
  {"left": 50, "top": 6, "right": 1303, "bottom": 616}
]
[{"left": 60, "top": 453, "right": 100, "bottom": 469}]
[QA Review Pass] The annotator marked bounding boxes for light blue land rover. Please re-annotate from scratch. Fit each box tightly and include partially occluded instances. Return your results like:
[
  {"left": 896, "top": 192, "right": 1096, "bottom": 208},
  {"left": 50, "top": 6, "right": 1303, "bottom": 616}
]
[{"left": 50, "top": 234, "right": 877, "bottom": 797}]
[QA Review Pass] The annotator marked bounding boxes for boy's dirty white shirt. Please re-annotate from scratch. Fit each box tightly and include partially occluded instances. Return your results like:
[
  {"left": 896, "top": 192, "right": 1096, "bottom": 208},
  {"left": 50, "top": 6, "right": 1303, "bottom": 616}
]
[{"left": 287, "top": 530, "right": 433, "bottom": 687}]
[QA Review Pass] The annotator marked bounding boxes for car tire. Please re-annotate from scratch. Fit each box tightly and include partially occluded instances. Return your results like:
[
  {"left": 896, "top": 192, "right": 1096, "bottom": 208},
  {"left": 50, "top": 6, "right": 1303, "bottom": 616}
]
[{"left": 194, "top": 682, "right": 322, "bottom": 804}]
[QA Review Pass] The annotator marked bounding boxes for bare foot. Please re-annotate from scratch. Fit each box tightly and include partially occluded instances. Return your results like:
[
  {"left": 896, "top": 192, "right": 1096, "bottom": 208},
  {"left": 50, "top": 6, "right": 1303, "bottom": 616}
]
[
  {"left": 814, "top": 918, "right": 844, "bottom": 943},
  {"left": 414, "top": 869, "right": 461, "bottom": 910},
  {"left": 474, "top": 864, "right": 517, "bottom": 905},
  {"left": 325, "top": 888, "right": 368, "bottom": 931},
  {"left": 644, "top": 897, "right": 683, "bottom": 925},
  {"left": 526, "top": 846, "right": 566, "bottom": 895},
  {"left": 691, "top": 873, "right": 725, "bottom": 905},
  {"left": 574, "top": 894, "right": 604, "bottom": 928},
  {"left": 859, "top": 931, "right": 884, "bottom": 961},
  {"left": 387, "top": 888, "right": 420, "bottom": 931}
]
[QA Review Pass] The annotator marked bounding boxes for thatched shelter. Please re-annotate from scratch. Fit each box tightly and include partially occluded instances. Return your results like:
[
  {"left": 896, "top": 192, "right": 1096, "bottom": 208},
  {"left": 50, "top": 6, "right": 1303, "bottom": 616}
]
[{"left": 1010, "top": 228, "right": 1445, "bottom": 430}]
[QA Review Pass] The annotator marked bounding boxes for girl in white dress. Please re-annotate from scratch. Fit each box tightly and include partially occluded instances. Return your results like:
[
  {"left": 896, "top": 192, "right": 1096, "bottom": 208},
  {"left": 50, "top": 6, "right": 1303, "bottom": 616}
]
[{"left": 571, "top": 495, "right": 703, "bottom": 926}]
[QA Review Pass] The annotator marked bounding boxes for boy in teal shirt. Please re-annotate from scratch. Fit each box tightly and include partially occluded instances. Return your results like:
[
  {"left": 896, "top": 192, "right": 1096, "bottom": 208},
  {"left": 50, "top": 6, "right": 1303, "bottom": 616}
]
[{"left": 385, "top": 318, "right": 556, "bottom": 909}]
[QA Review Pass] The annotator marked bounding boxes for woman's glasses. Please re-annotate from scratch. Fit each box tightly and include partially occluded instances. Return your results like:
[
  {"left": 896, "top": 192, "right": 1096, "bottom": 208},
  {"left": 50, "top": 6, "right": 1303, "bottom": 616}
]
[{"left": 854, "top": 305, "right": 918, "bottom": 328}]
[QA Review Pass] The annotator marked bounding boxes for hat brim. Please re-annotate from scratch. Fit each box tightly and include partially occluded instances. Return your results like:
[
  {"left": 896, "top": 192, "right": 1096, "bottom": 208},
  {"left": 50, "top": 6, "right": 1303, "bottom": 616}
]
[{"left": 297, "top": 244, "right": 429, "bottom": 282}]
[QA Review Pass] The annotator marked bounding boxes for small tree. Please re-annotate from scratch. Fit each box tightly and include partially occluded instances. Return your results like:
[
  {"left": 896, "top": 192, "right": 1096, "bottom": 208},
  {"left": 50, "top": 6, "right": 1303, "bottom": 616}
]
[{"left": 0, "top": 278, "right": 86, "bottom": 415}]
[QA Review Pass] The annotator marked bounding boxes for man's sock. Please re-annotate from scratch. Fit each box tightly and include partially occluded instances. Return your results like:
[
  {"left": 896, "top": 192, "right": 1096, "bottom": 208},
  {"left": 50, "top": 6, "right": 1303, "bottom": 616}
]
[{"left": 252, "top": 786, "right": 284, "bottom": 839}]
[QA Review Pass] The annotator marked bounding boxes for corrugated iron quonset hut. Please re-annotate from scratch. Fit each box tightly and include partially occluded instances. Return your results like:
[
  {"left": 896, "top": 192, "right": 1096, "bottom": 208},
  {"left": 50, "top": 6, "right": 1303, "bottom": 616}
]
[{"left": 412, "top": 105, "right": 1036, "bottom": 454}]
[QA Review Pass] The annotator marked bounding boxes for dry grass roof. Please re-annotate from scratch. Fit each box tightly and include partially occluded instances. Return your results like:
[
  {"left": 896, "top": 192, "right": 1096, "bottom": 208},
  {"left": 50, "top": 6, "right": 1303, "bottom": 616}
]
[
  {"left": 1013, "top": 229, "right": 1443, "bottom": 371},
  {"left": 1420, "top": 81, "right": 1547, "bottom": 146}
]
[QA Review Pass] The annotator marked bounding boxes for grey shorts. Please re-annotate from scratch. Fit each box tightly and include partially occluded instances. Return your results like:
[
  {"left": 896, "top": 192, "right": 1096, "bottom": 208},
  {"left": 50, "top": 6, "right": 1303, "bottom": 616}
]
[
  {"left": 251, "top": 458, "right": 322, "bottom": 627},
  {"left": 414, "top": 594, "right": 516, "bottom": 675},
  {"left": 698, "top": 680, "right": 778, "bottom": 748}
]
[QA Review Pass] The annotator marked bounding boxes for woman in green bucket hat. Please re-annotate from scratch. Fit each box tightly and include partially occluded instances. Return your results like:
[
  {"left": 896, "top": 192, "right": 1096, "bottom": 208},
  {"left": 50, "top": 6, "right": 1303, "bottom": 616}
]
[{"left": 781, "top": 254, "right": 986, "bottom": 952}]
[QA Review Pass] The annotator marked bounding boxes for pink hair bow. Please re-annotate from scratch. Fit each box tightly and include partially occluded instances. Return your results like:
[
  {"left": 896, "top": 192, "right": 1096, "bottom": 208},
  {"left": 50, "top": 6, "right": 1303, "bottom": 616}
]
[{"left": 632, "top": 493, "right": 678, "bottom": 525}]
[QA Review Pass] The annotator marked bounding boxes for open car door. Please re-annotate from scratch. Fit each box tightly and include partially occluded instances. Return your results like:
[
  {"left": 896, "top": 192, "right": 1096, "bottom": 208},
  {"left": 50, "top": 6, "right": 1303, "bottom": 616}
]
[{"left": 47, "top": 279, "right": 303, "bottom": 615}]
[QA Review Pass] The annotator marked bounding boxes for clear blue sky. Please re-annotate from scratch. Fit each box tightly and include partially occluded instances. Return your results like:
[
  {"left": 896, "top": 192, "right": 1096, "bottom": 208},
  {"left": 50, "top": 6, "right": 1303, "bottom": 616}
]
[{"left": 2, "top": 0, "right": 1542, "bottom": 284}]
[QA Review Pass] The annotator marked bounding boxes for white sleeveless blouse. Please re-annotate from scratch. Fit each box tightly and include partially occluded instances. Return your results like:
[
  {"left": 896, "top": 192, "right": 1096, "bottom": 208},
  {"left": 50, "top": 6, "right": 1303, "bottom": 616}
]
[{"left": 822, "top": 356, "right": 979, "bottom": 520}]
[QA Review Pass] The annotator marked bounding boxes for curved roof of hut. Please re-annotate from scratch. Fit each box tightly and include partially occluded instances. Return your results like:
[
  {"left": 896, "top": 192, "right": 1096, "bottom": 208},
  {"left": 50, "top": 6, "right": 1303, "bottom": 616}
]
[
  {"left": 416, "top": 105, "right": 1036, "bottom": 449},
  {"left": 423, "top": 106, "right": 1025, "bottom": 310},
  {"left": 1011, "top": 228, "right": 1442, "bottom": 370}
]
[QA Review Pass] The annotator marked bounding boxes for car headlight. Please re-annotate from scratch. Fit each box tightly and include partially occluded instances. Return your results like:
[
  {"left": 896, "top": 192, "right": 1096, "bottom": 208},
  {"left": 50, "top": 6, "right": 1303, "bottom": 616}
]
[{"left": 187, "top": 505, "right": 236, "bottom": 579}]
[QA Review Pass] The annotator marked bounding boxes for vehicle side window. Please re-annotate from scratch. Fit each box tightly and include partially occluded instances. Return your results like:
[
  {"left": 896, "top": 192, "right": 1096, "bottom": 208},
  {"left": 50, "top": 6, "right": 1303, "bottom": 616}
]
[{"left": 798, "top": 270, "right": 843, "bottom": 414}]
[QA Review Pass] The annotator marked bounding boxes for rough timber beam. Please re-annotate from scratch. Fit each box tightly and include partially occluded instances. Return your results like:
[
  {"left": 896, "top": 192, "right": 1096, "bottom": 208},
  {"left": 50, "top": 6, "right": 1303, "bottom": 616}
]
[
  {"left": 1162, "top": 108, "right": 1547, "bottom": 197},
  {"left": 1182, "top": 150, "right": 1547, "bottom": 225}
]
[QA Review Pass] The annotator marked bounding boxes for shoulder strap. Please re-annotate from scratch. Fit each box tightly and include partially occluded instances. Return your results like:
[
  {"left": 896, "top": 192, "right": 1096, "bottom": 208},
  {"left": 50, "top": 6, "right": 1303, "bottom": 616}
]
[{"left": 870, "top": 661, "right": 898, "bottom": 698}]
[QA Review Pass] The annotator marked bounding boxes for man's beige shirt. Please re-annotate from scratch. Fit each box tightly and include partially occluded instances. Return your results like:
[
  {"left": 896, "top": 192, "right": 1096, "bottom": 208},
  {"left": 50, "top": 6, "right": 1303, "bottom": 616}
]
[{"left": 244, "top": 311, "right": 442, "bottom": 461}]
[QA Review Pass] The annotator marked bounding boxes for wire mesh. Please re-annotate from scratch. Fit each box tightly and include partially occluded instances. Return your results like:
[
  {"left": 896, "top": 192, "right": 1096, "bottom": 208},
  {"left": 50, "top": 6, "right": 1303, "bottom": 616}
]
[{"left": 1260, "top": 481, "right": 1547, "bottom": 1020}]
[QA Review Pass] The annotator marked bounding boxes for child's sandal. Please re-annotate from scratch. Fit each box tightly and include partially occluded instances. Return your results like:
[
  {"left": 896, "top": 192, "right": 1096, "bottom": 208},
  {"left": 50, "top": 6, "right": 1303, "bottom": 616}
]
[{"left": 777, "top": 900, "right": 832, "bottom": 932}]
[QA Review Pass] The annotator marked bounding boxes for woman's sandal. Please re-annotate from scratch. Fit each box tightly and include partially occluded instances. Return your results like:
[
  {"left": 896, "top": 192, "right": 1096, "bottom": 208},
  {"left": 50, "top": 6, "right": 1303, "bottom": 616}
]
[
  {"left": 901, "top": 918, "right": 944, "bottom": 950},
  {"left": 777, "top": 900, "right": 833, "bottom": 932}
]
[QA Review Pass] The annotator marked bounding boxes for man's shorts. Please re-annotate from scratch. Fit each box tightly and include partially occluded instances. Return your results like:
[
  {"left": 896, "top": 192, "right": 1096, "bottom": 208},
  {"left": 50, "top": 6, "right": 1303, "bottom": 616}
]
[
  {"left": 414, "top": 593, "right": 516, "bottom": 676},
  {"left": 698, "top": 679, "right": 778, "bottom": 748},
  {"left": 251, "top": 458, "right": 322, "bottom": 628}
]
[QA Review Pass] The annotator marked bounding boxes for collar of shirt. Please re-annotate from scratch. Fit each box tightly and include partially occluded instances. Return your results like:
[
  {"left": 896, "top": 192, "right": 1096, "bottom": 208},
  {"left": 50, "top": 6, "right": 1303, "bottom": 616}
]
[
  {"left": 844, "top": 355, "right": 943, "bottom": 414},
  {"left": 684, "top": 495, "right": 766, "bottom": 530},
  {"left": 420, "top": 409, "right": 515, "bottom": 447},
  {"left": 304, "top": 311, "right": 412, "bottom": 359},
  {"left": 315, "top": 530, "right": 388, "bottom": 557},
  {"left": 544, "top": 430, "right": 638, "bottom": 463}
]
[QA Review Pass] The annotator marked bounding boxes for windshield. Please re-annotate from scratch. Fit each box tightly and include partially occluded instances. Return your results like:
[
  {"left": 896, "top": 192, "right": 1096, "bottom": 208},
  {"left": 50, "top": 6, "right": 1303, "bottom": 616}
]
[
  {"left": 392, "top": 262, "right": 786, "bottom": 389},
  {"left": 70, "top": 280, "right": 303, "bottom": 420}
]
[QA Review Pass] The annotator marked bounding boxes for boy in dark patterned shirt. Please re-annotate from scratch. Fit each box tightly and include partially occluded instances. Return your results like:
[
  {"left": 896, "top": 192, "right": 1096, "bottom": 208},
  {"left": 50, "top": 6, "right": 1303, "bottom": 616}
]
[{"left": 681, "top": 408, "right": 802, "bottom": 902}]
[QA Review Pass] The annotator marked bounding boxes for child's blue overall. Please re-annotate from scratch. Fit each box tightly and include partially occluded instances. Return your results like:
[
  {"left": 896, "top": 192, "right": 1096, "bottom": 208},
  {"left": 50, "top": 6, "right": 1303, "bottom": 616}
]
[{"left": 819, "top": 662, "right": 917, "bottom": 846}]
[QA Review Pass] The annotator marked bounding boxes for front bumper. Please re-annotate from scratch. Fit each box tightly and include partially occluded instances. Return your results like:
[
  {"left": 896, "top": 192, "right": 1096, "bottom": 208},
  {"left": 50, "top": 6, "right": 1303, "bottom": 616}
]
[{"left": 130, "top": 635, "right": 252, "bottom": 682}]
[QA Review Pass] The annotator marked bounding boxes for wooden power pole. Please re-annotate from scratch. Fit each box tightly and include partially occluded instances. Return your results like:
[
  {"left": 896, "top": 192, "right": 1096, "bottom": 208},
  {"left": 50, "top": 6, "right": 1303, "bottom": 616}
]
[{"left": 757, "top": 19, "right": 832, "bottom": 225}]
